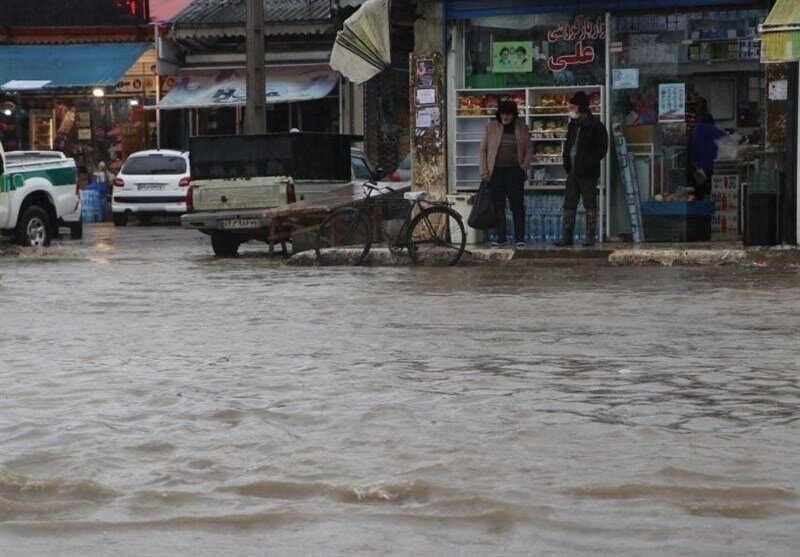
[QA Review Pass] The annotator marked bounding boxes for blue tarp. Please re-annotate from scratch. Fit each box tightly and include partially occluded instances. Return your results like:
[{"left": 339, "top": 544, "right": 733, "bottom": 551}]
[
  {"left": 0, "top": 43, "right": 149, "bottom": 90},
  {"left": 445, "top": 0, "right": 764, "bottom": 19}
]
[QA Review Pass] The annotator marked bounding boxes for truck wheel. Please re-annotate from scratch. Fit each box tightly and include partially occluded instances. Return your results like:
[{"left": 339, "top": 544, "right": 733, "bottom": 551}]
[
  {"left": 15, "top": 205, "right": 52, "bottom": 247},
  {"left": 113, "top": 213, "right": 128, "bottom": 227},
  {"left": 211, "top": 232, "right": 240, "bottom": 256},
  {"left": 69, "top": 221, "right": 83, "bottom": 240}
]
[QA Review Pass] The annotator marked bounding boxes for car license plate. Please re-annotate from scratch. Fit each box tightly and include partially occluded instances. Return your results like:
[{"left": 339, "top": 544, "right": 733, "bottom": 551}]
[
  {"left": 220, "top": 218, "right": 259, "bottom": 230},
  {"left": 138, "top": 184, "right": 164, "bottom": 191}
]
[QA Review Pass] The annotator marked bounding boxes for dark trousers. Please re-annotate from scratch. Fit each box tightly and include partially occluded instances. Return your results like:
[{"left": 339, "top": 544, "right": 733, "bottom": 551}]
[
  {"left": 692, "top": 172, "right": 713, "bottom": 200},
  {"left": 564, "top": 174, "right": 598, "bottom": 211},
  {"left": 489, "top": 166, "right": 526, "bottom": 243}
]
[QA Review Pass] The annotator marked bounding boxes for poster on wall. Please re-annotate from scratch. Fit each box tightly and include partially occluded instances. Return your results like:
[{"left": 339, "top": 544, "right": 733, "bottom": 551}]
[
  {"left": 414, "top": 88, "right": 437, "bottom": 106},
  {"left": 492, "top": 41, "right": 533, "bottom": 73},
  {"left": 415, "top": 59, "right": 434, "bottom": 87},
  {"left": 658, "top": 83, "right": 685, "bottom": 123},
  {"left": 612, "top": 68, "right": 639, "bottom": 90},
  {"left": 416, "top": 107, "right": 440, "bottom": 128}
]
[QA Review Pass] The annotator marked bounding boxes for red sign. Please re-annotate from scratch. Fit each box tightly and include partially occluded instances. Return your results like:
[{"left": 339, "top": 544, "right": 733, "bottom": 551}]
[{"left": 546, "top": 15, "right": 605, "bottom": 73}]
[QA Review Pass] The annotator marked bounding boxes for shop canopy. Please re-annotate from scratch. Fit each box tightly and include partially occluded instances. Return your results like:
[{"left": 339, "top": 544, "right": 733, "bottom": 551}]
[
  {"left": 153, "top": 65, "right": 339, "bottom": 110},
  {"left": 329, "top": 0, "right": 391, "bottom": 84},
  {"left": 0, "top": 43, "right": 149, "bottom": 91},
  {"left": 444, "top": 0, "right": 758, "bottom": 18},
  {"left": 760, "top": 0, "right": 800, "bottom": 63}
]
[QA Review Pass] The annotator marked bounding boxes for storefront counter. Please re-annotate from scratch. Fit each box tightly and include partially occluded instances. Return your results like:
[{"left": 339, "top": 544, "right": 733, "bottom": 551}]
[{"left": 642, "top": 200, "right": 714, "bottom": 242}]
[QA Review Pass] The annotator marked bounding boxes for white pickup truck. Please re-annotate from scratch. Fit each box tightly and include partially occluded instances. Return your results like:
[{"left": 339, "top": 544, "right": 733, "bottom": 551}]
[
  {"left": 0, "top": 144, "right": 81, "bottom": 246},
  {"left": 182, "top": 132, "right": 381, "bottom": 256}
]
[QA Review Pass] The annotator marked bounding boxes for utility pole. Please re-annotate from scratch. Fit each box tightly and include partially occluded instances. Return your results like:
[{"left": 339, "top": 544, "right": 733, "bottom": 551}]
[{"left": 245, "top": 0, "right": 266, "bottom": 133}]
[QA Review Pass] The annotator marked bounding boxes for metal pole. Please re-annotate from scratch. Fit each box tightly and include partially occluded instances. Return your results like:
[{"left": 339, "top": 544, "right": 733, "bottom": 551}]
[
  {"left": 245, "top": 0, "right": 266, "bottom": 133},
  {"left": 154, "top": 22, "right": 161, "bottom": 149},
  {"left": 604, "top": 11, "right": 611, "bottom": 241}
]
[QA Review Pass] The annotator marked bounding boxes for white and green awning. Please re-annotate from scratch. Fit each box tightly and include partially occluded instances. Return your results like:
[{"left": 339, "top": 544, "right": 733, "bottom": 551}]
[{"left": 760, "top": 0, "right": 800, "bottom": 63}]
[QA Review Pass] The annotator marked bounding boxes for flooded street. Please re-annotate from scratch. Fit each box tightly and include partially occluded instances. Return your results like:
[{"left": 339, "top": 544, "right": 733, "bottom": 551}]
[{"left": 1, "top": 224, "right": 799, "bottom": 556}]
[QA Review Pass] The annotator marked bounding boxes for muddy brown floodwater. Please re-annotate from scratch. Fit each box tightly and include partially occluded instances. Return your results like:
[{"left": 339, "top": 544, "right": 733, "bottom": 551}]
[{"left": 1, "top": 225, "right": 799, "bottom": 556}]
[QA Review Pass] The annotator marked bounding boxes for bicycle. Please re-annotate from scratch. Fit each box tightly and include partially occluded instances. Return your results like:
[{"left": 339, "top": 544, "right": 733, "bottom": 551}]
[{"left": 314, "top": 182, "right": 467, "bottom": 266}]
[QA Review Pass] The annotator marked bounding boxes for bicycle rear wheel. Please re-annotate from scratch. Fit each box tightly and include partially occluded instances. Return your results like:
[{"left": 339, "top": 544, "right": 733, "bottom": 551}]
[
  {"left": 315, "top": 208, "right": 371, "bottom": 265},
  {"left": 408, "top": 206, "right": 466, "bottom": 266}
]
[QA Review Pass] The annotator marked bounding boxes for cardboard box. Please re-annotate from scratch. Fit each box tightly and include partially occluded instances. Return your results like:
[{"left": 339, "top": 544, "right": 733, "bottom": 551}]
[{"left": 621, "top": 125, "right": 663, "bottom": 149}]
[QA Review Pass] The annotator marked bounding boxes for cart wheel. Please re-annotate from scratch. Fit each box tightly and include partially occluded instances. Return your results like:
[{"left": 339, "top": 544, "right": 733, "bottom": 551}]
[{"left": 315, "top": 208, "right": 371, "bottom": 265}]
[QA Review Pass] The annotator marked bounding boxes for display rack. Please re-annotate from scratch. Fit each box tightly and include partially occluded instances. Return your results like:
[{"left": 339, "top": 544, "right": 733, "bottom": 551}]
[
  {"left": 453, "top": 85, "right": 605, "bottom": 192},
  {"left": 527, "top": 85, "right": 603, "bottom": 190},
  {"left": 30, "top": 109, "right": 54, "bottom": 150},
  {"left": 454, "top": 88, "right": 527, "bottom": 190},
  {"left": 454, "top": 85, "right": 608, "bottom": 243}
]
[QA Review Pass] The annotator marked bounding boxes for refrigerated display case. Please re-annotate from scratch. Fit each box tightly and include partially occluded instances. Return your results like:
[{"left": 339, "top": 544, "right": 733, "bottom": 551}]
[{"left": 30, "top": 109, "right": 54, "bottom": 150}]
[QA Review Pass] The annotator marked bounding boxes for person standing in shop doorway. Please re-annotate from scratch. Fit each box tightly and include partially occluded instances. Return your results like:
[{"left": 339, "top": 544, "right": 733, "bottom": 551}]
[
  {"left": 555, "top": 91, "right": 608, "bottom": 247},
  {"left": 689, "top": 113, "right": 724, "bottom": 200},
  {"left": 479, "top": 100, "right": 532, "bottom": 247}
]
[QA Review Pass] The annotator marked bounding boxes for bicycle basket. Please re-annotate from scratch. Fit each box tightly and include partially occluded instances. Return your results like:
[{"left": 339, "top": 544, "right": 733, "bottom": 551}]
[{"left": 380, "top": 195, "right": 412, "bottom": 220}]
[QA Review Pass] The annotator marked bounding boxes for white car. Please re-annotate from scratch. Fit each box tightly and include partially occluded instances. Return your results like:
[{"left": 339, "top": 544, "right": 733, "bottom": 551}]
[{"left": 112, "top": 149, "right": 191, "bottom": 226}]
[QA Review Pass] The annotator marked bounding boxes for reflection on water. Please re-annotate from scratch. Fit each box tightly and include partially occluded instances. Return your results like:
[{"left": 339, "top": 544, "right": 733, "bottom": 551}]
[{"left": 1, "top": 227, "right": 799, "bottom": 556}]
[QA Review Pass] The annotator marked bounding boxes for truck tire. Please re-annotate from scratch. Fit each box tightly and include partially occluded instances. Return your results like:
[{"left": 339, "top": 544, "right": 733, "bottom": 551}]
[
  {"left": 211, "top": 232, "right": 240, "bottom": 256},
  {"left": 113, "top": 212, "right": 128, "bottom": 227},
  {"left": 69, "top": 221, "right": 83, "bottom": 240},
  {"left": 15, "top": 205, "right": 52, "bottom": 247}
]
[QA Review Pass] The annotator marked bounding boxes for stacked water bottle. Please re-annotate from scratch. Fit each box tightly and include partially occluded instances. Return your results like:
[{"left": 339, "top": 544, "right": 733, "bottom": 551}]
[
  {"left": 524, "top": 194, "right": 591, "bottom": 245},
  {"left": 484, "top": 195, "right": 596, "bottom": 245},
  {"left": 80, "top": 182, "right": 108, "bottom": 223}
]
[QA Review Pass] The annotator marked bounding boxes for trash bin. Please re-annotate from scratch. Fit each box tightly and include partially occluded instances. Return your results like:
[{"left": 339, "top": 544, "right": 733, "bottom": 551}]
[{"left": 745, "top": 192, "right": 778, "bottom": 246}]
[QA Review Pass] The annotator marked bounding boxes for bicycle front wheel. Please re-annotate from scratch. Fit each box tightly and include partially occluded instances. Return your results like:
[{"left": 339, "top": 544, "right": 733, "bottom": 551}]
[
  {"left": 408, "top": 206, "right": 466, "bottom": 266},
  {"left": 315, "top": 208, "right": 372, "bottom": 265}
]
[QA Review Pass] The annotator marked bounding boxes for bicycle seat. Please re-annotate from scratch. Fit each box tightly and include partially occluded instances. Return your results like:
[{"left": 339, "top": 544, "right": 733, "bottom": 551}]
[{"left": 403, "top": 191, "right": 427, "bottom": 201}]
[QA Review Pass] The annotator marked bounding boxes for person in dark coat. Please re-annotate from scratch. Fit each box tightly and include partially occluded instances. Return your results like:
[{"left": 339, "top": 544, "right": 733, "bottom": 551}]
[
  {"left": 555, "top": 91, "right": 608, "bottom": 246},
  {"left": 689, "top": 113, "right": 724, "bottom": 200}
]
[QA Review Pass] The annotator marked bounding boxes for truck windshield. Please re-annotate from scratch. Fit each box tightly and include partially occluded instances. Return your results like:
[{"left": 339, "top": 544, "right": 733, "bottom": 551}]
[
  {"left": 122, "top": 155, "right": 186, "bottom": 175},
  {"left": 351, "top": 156, "right": 375, "bottom": 180}
]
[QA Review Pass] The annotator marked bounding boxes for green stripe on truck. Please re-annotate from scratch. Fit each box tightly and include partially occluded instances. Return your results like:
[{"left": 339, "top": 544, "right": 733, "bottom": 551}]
[{"left": 7, "top": 167, "right": 76, "bottom": 191}]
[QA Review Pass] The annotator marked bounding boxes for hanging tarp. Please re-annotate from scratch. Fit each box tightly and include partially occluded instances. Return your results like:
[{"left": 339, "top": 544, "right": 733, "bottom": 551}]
[
  {"left": 760, "top": 0, "right": 800, "bottom": 63},
  {"left": 329, "top": 0, "right": 391, "bottom": 84},
  {"left": 0, "top": 43, "right": 149, "bottom": 90},
  {"left": 153, "top": 65, "right": 339, "bottom": 109}
]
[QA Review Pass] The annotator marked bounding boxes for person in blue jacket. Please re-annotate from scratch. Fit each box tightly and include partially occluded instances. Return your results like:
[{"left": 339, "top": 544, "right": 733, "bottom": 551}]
[{"left": 689, "top": 113, "right": 725, "bottom": 200}]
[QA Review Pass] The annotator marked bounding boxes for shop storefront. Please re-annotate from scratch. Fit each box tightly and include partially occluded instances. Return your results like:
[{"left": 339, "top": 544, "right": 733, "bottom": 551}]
[
  {"left": 445, "top": 1, "right": 772, "bottom": 244},
  {"left": 0, "top": 43, "right": 159, "bottom": 180},
  {"left": 151, "top": 64, "right": 343, "bottom": 144}
]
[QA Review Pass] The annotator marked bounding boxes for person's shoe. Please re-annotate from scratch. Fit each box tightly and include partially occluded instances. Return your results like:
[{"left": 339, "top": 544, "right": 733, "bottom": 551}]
[
  {"left": 554, "top": 209, "right": 576, "bottom": 247},
  {"left": 514, "top": 241, "right": 527, "bottom": 249},
  {"left": 582, "top": 209, "right": 598, "bottom": 247},
  {"left": 489, "top": 241, "right": 508, "bottom": 248}
]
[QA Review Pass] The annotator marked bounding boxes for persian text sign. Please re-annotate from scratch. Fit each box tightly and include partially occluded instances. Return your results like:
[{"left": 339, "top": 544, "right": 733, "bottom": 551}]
[{"left": 546, "top": 15, "right": 605, "bottom": 73}]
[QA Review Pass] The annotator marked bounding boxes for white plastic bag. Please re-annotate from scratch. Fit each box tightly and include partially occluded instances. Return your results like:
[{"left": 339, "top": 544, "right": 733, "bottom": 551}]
[{"left": 715, "top": 133, "right": 741, "bottom": 160}]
